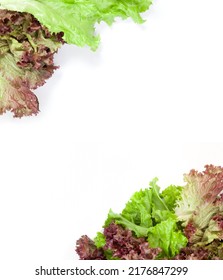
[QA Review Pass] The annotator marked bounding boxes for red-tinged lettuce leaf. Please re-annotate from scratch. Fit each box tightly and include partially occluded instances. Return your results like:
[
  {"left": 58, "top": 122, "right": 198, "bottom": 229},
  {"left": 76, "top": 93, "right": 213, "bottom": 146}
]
[
  {"left": 0, "top": 10, "right": 63, "bottom": 117},
  {"left": 202, "top": 214, "right": 223, "bottom": 244},
  {"left": 175, "top": 165, "right": 223, "bottom": 226},
  {"left": 0, "top": 51, "right": 56, "bottom": 117},
  {"left": 0, "top": 69, "right": 39, "bottom": 117},
  {"left": 175, "top": 165, "right": 223, "bottom": 244}
]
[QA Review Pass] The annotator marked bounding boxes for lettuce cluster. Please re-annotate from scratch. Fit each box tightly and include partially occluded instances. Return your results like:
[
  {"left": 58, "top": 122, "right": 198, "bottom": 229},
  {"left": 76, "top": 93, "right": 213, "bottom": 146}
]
[
  {"left": 0, "top": 0, "right": 152, "bottom": 117},
  {"left": 76, "top": 165, "right": 223, "bottom": 260}
]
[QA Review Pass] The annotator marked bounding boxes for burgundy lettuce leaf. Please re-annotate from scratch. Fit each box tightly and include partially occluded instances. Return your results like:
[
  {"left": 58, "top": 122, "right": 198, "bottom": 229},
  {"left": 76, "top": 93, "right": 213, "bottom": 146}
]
[
  {"left": 173, "top": 246, "right": 211, "bottom": 260},
  {"left": 0, "top": 10, "right": 63, "bottom": 117},
  {"left": 174, "top": 240, "right": 223, "bottom": 260},
  {"left": 76, "top": 235, "right": 105, "bottom": 260},
  {"left": 103, "top": 223, "right": 161, "bottom": 260}
]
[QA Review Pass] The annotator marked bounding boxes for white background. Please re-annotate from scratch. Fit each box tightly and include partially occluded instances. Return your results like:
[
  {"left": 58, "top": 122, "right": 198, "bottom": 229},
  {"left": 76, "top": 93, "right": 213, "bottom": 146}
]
[{"left": 1, "top": 0, "right": 223, "bottom": 278}]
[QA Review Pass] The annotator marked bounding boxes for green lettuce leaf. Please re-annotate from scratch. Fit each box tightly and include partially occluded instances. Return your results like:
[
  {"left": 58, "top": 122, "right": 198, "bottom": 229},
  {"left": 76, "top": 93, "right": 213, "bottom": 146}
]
[
  {"left": 152, "top": 209, "right": 176, "bottom": 224},
  {"left": 105, "top": 209, "right": 149, "bottom": 237},
  {"left": 147, "top": 218, "right": 188, "bottom": 258},
  {"left": 149, "top": 178, "right": 169, "bottom": 211},
  {"left": 0, "top": 0, "right": 153, "bottom": 50},
  {"left": 94, "top": 232, "right": 106, "bottom": 248},
  {"left": 121, "top": 178, "right": 173, "bottom": 228},
  {"left": 161, "top": 185, "right": 183, "bottom": 211},
  {"left": 122, "top": 188, "right": 153, "bottom": 228}
]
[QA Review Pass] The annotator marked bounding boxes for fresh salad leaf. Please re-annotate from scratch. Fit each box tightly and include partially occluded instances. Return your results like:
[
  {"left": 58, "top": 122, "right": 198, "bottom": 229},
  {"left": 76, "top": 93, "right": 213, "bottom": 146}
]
[
  {"left": 147, "top": 218, "right": 187, "bottom": 258},
  {"left": 94, "top": 232, "right": 106, "bottom": 248},
  {"left": 161, "top": 185, "right": 183, "bottom": 211},
  {"left": 121, "top": 188, "right": 153, "bottom": 228},
  {"left": 149, "top": 177, "right": 169, "bottom": 211},
  {"left": 105, "top": 209, "right": 149, "bottom": 238},
  {"left": 76, "top": 165, "right": 223, "bottom": 260}
]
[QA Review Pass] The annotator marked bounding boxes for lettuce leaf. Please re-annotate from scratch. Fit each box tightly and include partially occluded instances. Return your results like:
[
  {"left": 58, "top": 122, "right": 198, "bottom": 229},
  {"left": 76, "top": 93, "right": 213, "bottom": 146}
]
[
  {"left": 161, "top": 185, "right": 183, "bottom": 211},
  {"left": 105, "top": 209, "right": 149, "bottom": 237},
  {"left": 94, "top": 232, "right": 106, "bottom": 248},
  {"left": 147, "top": 218, "right": 187, "bottom": 258},
  {"left": 149, "top": 178, "right": 169, "bottom": 211},
  {"left": 0, "top": 10, "right": 62, "bottom": 117},
  {"left": 122, "top": 188, "right": 153, "bottom": 228},
  {"left": 175, "top": 165, "right": 223, "bottom": 244}
]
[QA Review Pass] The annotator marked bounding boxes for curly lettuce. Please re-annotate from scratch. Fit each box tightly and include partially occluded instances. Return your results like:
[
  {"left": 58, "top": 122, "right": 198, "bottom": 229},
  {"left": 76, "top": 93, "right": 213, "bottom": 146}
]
[{"left": 175, "top": 164, "right": 223, "bottom": 245}]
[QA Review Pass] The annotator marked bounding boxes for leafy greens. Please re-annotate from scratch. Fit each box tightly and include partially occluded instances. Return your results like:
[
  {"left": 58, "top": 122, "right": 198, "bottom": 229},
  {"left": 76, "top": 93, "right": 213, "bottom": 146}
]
[{"left": 76, "top": 165, "right": 223, "bottom": 260}]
